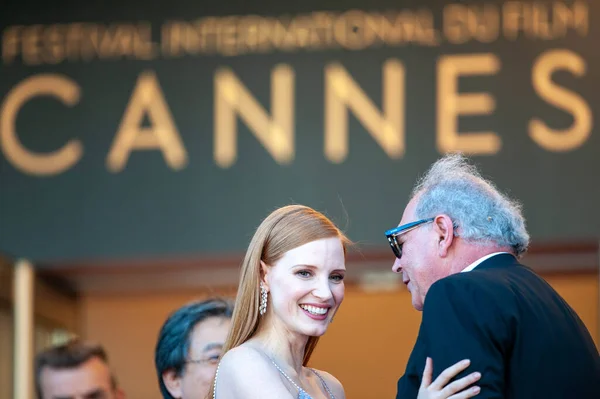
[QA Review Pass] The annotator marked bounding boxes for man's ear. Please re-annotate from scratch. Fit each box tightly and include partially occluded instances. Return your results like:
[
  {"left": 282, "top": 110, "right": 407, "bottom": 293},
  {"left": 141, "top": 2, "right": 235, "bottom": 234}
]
[
  {"left": 162, "top": 369, "right": 182, "bottom": 399},
  {"left": 433, "top": 214, "right": 455, "bottom": 257},
  {"left": 260, "top": 260, "right": 270, "bottom": 291}
]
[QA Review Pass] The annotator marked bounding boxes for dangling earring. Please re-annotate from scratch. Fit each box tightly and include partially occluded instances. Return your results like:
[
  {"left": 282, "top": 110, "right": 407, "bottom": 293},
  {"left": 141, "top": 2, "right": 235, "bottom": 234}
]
[{"left": 259, "top": 283, "right": 268, "bottom": 316}]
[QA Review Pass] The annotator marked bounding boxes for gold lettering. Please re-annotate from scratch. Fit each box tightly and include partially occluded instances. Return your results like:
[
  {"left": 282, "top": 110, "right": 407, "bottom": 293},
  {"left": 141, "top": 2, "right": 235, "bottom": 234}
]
[
  {"left": 218, "top": 17, "right": 239, "bottom": 56},
  {"left": 471, "top": 5, "right": 499, "bottom": 42},
  {"left": 413, "top": 10, "right": 439, "bottom": 45},
  {"left": 214, "top": 64, "right": 295, "bottom": 168},
  {"left": 380, "top": 11, "right": 417, "bottom": 44},
  {"left": 444, "top": 4, "right": 471, "bottom": 44},
  {"left": 381, "top": 10, "right": 438, "bottom": 45},
  {"left": 529, "top": 49, "right": 591, "bottom": 152},
  {"left": 65, "top": 23, "right": 85, "bottom": 61},
  {"left": 22, "top": 25, "right": 43, "bottom": 65},
  {"left": 325, "top": 59, "right": 405, "bottom": 163},
  {"left": 163, "top": 21, "right": 199, "bottom": 56},
  {"left": 503, "top": 2, "right": 532, "bottom": 40},
  {"left": 106, "top": 71, "right": 187, "bottom": 172},
  {"left": 289, "top": 15, "right": 315, "bottom": 49},
  {"left": 99, "top": 25, "right": 133, "bottom": 58},
  {"left": 236, "top": 15, "right": 264, "bottom": 53},
  {"left": 2, "top": 25, "right": 21, "bottom": 64},
  {"left": 444, "top": 4, "right": 499, "bottom": 44},
  {"left": 0, "top": 74, "right": 83, "bottom": 176},
  {"left": 503, "top": 1, "right": 588, "bottom": 40},
  {"left": 43, "top": 24, "right": 65, "bottom": 64},
  {"left": 532, "top": 3, "right": 552, "bottom": 40},
  {"left": 132, "top": 23, "right": 157, "bottom": 60},
  {"left": 334, "top": 10, "right": 371, "bottom": 50},
  {"left": 160, "top": 21, "right": 173, "bottom": 55},
  {"left": 199, "top": 17, "right": 220, "bottom": 53},
  {"left": 269, "top": 18, "right": 301, "bottom": 51},
  {"left": 310, "top": 12, "right": 336, "bottom": 49},
  {"left": 553, "top": 1, "right": 588, "bottom": 37},
  {"left": 437, "top": 53, "right": 501, "bottom": 155}
]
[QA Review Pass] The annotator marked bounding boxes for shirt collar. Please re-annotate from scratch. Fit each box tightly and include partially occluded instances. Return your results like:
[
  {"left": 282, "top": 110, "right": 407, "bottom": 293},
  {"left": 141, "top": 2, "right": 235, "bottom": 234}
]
[{"left": 461, "top": 252, "right": 511, "bottom": 273}]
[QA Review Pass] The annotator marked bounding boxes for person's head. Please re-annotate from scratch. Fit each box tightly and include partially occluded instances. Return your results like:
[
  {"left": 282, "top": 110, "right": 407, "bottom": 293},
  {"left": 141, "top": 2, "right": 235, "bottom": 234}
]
[
  {"left": 35, "top": 339, "right": 124, "bottom": 399},
  {"left": 222, "top": 205, "right": 350, "bottom": 364},
  {"left": 388, "top": 154, "right": 529, "bottom": 310},
  {"left": 155, "top": 298, "right": 233, "bottom": 399}
]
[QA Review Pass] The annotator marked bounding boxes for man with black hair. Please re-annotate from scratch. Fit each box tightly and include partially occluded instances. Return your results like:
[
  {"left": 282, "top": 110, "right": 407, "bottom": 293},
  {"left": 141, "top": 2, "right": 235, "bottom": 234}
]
[{"left": 155, "top": 298, "right": 233, "bottom": 399}]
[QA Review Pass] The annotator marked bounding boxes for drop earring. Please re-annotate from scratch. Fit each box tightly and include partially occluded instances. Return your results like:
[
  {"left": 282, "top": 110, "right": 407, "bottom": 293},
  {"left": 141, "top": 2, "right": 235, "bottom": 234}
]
[{"left": 259, "top": 282, "right": 268, "bottom": 316}]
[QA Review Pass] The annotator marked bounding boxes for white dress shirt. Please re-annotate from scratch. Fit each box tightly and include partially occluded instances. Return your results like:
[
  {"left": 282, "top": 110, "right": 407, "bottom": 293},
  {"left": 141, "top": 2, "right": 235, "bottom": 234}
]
[{"left": 460, "top": 252, "right": 512, "bottom": 273}]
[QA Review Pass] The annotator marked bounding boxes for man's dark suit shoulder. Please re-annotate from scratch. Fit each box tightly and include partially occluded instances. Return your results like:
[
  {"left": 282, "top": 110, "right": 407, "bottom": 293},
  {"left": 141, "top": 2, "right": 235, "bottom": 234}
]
[
  {"left": 423, "top": 262, "right": 521, "bottom": 318},
  {"left": 417, "top": 256, "right": 600, "bottom": 398}
]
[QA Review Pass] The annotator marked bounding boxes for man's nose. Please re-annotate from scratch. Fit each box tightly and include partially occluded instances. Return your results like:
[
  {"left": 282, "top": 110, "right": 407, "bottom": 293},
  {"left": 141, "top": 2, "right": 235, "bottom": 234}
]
[{"left": 392, "top": 257, "right": 402, "bottom": 273}]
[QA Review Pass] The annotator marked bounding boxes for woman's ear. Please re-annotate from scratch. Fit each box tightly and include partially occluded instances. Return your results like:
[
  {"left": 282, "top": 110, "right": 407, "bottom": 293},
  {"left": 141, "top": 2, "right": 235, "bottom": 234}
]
[{"left": 260, "top": 260, "right": 270, "bottom": 291}]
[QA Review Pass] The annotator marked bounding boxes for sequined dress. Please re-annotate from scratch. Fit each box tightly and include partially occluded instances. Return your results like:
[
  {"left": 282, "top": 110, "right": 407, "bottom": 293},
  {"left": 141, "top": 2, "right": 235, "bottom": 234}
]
[{"left": 213, "top": 359, "right": 336, "bottom": 399}]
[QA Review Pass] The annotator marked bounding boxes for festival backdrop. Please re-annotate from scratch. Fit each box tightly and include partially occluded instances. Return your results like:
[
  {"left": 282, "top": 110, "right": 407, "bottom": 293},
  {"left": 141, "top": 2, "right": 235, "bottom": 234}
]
[{"left": 0, "top": 0, "right": 598, "bottom": 263}]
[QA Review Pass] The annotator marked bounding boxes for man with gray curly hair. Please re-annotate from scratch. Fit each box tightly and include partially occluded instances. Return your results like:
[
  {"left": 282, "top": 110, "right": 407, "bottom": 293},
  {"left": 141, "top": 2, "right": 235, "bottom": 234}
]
[{"left": 388, "top": 154, "right": 600, "bottom": 399}]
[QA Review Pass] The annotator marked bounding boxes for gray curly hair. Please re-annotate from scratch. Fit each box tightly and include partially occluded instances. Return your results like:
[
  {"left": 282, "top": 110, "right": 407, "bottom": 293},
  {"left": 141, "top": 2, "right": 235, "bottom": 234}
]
[{"left": 412, "top": 154, "right": 530, "bottom": 257}]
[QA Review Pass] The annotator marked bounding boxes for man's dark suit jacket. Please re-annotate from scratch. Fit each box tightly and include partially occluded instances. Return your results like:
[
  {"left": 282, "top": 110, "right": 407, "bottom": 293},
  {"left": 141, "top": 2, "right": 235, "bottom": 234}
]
[{"left": 396, "top": 253, "right": 600, "bottom": 398}]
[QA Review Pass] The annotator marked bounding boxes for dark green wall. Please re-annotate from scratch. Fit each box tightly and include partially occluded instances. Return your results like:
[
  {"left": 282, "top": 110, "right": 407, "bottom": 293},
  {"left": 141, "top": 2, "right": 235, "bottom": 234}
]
[{"left": 1, "top": 0, "right": 598, "bottom": 262}]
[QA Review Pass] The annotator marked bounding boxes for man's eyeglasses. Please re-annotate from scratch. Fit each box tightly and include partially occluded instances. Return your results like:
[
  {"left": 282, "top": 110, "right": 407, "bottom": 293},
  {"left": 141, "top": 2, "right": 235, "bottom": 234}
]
[
  {"left": 185, "top": 354, "right": 221, "bottom": 366},
  {"left": 385, "top": 217, "right": 435, "bottom": 259}
]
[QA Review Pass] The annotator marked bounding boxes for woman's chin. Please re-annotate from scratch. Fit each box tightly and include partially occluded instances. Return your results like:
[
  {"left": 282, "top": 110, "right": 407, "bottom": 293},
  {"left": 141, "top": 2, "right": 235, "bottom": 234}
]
[{"left": 300, "top": 325, "right": 330, "bottom": 337}]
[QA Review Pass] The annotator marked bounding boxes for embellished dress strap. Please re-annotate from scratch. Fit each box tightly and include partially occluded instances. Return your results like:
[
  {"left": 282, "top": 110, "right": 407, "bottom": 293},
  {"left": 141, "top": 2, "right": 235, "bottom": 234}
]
[
  {"left": 308, "top": 369, "right": 336, "bottom": 399},
  {"left": 214, "top": 357, "right": 336, "bottom": 399},
  {"left": 270, "top": 359, "right": 314, "bottom": 399},
  {"left": 213, "top": 362, "right": 221, "bottom": 399},
  {"left": 269, "top": 358, "right": 336, "bottom": 399}
]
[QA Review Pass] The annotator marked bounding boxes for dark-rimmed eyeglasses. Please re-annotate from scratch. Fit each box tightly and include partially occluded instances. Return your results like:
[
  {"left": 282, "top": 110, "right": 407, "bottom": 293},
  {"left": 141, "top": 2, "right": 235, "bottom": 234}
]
[{"left": 385, "top": 217, "right": 435, "bottom": 259}]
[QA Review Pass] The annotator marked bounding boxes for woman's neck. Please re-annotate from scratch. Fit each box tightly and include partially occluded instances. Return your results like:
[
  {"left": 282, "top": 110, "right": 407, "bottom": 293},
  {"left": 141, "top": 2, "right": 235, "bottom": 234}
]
[{"left": 251, "top": 317, "right": 309, "bottom": 375}]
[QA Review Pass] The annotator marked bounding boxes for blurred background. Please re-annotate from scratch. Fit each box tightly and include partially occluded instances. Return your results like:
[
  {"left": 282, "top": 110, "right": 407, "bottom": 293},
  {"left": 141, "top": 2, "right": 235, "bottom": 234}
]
[{"left": 1, "top": 0, "right": 598, "bottom": 398}]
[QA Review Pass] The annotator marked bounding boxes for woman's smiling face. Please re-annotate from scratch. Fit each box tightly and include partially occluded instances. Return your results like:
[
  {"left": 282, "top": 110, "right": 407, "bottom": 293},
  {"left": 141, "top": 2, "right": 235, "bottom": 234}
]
[{"left": 263, "top": 236, "right": 346, "bottom": 337}]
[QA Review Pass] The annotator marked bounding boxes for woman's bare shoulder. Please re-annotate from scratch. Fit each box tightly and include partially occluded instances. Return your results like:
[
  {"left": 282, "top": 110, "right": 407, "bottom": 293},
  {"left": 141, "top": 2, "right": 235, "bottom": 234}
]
[
  {"left": 216, "top": 346, "right": 293, "bottom": 399},
  {"left": 310, "top": 368, "right": 346, "bottom": 399},
  {"left": 220, "top": 345, "right": 268, "bottom": 370}
]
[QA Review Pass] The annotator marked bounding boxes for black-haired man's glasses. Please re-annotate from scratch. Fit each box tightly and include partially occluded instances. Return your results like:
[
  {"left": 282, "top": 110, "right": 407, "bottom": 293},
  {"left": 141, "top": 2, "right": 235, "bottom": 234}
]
[
  {"left": 385, "top": 218, "right": 435, "bottom": 259},
  {"left": 185, "top": 354, "right": 221, "bottom": 366}
]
